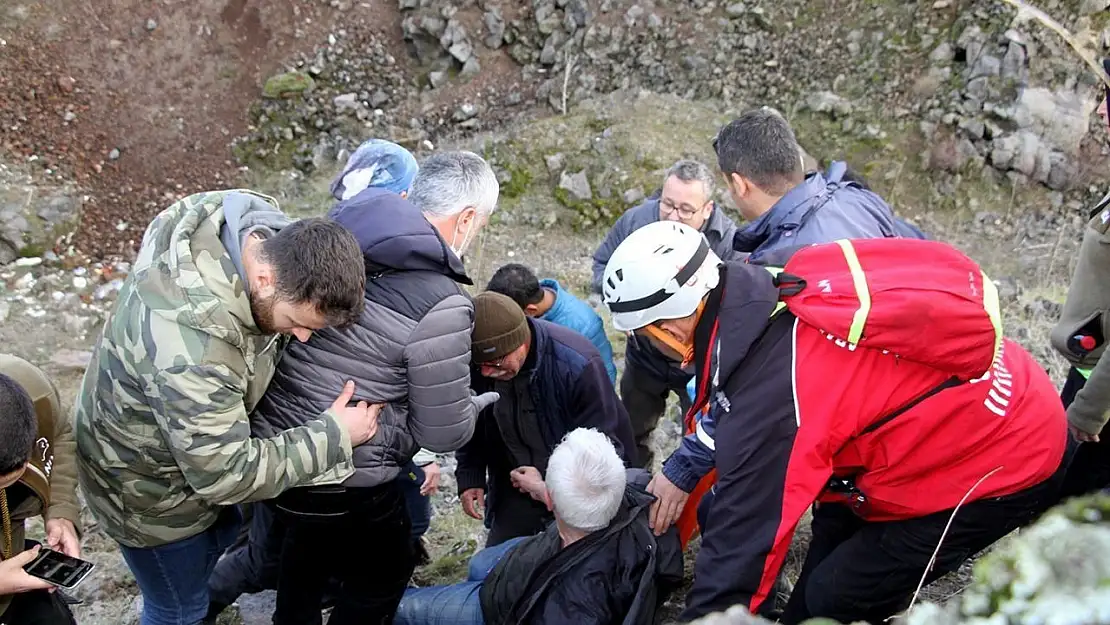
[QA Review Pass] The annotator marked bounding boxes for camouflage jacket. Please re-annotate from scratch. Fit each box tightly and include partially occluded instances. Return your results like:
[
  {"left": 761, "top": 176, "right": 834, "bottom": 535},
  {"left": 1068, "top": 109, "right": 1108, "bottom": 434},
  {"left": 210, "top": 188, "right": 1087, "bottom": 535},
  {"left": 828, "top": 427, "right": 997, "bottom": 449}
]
[{"left": 74, "top": 190, "right": 355, "bottom": 549}]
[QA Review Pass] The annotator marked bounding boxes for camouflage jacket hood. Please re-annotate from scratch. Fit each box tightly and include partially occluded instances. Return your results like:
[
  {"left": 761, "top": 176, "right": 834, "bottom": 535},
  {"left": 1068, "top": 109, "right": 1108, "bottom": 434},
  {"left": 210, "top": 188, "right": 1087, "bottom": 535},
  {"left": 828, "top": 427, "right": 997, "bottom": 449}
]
[{"left": 75, "top": 190, "right": 355, "bottom": 549}]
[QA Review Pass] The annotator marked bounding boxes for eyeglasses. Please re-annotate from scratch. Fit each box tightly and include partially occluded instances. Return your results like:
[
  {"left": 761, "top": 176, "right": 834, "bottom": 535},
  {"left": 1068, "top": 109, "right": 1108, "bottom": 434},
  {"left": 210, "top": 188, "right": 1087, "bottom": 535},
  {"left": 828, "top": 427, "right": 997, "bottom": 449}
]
[{"left": 660, "top": 198, "right": 700, "bottom": 220}]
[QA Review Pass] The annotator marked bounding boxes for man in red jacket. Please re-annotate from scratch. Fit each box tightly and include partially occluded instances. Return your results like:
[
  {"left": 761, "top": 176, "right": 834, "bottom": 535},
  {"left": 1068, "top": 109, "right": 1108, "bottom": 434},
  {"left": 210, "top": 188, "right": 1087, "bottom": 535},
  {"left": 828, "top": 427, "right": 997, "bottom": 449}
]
[{"left": 600, "top": 221, "right": 1069, "bottom": 624}]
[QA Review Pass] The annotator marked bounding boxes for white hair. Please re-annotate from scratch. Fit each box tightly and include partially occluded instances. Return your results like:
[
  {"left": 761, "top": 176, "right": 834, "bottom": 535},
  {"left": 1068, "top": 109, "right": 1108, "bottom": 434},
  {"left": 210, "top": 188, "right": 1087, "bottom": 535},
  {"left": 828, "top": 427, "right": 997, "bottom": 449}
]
[
  {"left": 408, "top": 150, "right": 500, "bottom": 217},
  {"left": 545, "top": 428, "right": 626, "bottom": 533}
]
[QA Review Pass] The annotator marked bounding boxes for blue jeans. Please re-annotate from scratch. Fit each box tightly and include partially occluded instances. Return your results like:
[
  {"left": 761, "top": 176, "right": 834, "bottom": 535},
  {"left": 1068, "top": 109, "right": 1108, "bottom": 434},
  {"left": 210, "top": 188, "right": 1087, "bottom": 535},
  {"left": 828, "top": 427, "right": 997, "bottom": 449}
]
[
  {"left": 119, "top": 506, "right": 241, "bottom": 625},
  {"left": 393, "top": 537, "right": 527, "bottom": 625},
  {"left": 397, "top": 462, "right": 432, "bottom": 539}
]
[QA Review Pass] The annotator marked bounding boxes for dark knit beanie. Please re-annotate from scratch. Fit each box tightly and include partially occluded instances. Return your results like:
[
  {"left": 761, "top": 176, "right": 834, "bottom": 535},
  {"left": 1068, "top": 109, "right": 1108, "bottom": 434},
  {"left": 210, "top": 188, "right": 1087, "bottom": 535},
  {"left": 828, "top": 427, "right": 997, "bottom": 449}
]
[{"left": 472, "top": 292, "right": 530, "bottom": 363}]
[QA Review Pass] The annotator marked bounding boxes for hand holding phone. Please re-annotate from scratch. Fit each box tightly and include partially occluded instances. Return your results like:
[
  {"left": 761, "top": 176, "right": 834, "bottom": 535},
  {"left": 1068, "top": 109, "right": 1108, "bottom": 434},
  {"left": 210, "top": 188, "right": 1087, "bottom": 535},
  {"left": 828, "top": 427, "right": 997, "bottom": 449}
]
[
  {"left": 0, "top": 546, "right": 54, "bottom": 595},
  {"left": 21, "top": 546, "right": 95, "bottom": 590}
]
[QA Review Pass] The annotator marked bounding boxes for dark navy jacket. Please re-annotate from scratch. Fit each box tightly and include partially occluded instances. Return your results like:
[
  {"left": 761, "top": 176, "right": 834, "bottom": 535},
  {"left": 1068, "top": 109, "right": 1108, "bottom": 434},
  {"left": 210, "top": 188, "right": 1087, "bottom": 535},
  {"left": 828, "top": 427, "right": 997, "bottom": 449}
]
[
  {"left": 538, "top": 278, "right": 617, "bottom": 384},
  {"left": 455, "top": 318, "right": 637, "bottom": 499}
]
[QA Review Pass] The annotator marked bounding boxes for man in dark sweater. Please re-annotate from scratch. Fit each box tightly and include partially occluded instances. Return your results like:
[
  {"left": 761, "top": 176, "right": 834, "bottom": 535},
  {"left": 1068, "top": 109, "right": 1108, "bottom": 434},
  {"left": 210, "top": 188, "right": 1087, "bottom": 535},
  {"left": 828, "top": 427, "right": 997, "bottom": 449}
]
[
  {"left": 397, "top": 428, "right": 681, "bottom": 625},
  {"left": 456, "top": 292, "right": 637, "bottom": 545}
]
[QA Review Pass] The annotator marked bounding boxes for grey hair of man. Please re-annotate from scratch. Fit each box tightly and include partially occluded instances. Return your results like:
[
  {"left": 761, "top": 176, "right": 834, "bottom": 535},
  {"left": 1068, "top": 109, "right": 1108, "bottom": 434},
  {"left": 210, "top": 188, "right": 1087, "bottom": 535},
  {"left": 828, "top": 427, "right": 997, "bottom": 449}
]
[
  {"left": 408, "top": 151, "right": 500, "bottom": 217},
  {"left": 664, "top": 159, "right": 715, "bottom": 202},
  {"left": 545, "top": 427, "right": 627, "bottom": 533},
  {"left": 713, "top": 106, "right": 805, "bottom": 195}
]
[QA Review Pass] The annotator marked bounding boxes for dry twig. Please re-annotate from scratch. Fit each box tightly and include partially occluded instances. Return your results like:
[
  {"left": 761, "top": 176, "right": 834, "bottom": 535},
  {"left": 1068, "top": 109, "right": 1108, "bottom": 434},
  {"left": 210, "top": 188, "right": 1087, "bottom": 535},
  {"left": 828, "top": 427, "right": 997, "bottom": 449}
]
[{"left": 996, "top": 0, "right": 1110, "bottom": 91}]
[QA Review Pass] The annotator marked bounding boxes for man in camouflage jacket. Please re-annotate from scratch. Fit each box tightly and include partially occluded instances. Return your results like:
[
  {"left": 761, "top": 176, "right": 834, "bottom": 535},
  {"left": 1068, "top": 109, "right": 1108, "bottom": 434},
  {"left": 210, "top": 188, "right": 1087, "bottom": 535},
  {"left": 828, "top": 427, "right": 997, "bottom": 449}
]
[{"left": 74, "top": 189, "right": 375, "bottom": 625}]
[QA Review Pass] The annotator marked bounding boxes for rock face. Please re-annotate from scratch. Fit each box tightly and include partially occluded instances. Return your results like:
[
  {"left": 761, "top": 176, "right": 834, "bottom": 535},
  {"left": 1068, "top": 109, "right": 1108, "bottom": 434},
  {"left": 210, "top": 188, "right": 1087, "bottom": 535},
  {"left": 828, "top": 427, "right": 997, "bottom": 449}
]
[
  {"left": 919, "top": 20, "right": 1102, "bottom": 190},
  {"left": 0, "top": 165, "right": 83, "bottom": 264}
]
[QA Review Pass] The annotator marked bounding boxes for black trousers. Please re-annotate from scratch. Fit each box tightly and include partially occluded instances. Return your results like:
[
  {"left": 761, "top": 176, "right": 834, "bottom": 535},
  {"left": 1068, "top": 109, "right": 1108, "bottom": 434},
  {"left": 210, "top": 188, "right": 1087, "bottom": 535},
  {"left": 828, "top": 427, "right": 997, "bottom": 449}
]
[
  {"left": 270, "top": 484, "right": 414, "bottom": 625},
  {"left": 619, "top": 360, "right": 693, "bottom": 469},
  {"left": 1, "top": 590, "right": 76, "bottom": 625},
  {"left": 780, "top": 464, "right": 1065, "bottom": 625},
  {"left": 1058, "top": 366, "right": 1110, "bottom": 499}
]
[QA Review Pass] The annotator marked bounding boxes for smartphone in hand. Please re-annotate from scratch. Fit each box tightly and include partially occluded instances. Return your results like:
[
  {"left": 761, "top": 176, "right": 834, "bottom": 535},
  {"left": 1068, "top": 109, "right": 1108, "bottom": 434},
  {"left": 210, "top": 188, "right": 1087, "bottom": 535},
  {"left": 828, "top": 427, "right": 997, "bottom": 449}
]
[{"left": 22, "top": 548, "right": 95, "bottom": 590}]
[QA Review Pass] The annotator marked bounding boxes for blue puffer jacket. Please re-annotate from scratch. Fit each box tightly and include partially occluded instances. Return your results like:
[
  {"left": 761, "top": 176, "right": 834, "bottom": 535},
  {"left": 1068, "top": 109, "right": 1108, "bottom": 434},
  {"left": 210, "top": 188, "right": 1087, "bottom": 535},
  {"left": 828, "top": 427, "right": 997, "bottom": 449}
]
[
  {"left": 664, "top": 162, "right": 928, "bottom": 492},
  {"left": 538, "top": 279, "right": 617, "bottom": 384}
]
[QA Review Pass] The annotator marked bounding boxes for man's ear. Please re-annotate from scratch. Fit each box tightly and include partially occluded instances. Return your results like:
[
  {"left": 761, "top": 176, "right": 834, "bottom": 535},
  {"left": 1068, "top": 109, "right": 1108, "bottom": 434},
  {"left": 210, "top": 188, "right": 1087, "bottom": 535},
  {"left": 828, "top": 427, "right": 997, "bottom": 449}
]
[
  {"left": 728, "top": 172, "right": 750, "bottom": 198},
  {"left": 523, "top": 304, "right": 540, "bottom": 317},
  {"left": 543, "top": 489, "right": 554, "bottom": 512},
  {"left": 460, "top": 206, "right": 477, "bottom": 227},
  {"left": 252, "top": 255, "right": 277, "bottom": 298},
  {"left": 399, "top": 190, "right": 409, "bottom": 199}
]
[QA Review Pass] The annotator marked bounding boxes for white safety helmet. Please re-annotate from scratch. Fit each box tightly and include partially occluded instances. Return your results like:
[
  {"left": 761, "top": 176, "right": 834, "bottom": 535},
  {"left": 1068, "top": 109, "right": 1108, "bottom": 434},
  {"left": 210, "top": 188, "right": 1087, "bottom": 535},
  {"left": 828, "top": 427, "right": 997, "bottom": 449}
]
[{"left": 602, "top": 221, "right": 723, "bottom": 332}]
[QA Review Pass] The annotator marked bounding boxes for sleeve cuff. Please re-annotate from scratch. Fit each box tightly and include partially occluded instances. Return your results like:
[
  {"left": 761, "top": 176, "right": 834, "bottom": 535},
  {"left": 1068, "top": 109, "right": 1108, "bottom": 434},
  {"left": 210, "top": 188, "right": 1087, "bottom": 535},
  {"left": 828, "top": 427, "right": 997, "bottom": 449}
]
[
  {"left": 662, "top": 455, "right": 703, "bottom": 493},
  {"left": 456, "top": 468, "right": 487, "bottom": 495},
  {"left": 45, "top": 506, "right": 83, "bottom": 536}
]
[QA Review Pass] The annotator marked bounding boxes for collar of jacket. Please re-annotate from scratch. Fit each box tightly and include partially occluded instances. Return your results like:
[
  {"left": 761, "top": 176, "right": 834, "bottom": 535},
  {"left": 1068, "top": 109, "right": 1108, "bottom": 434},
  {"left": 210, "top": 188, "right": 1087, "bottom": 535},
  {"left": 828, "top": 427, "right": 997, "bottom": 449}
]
[
  {"left": 503, "top": 483, "right": 656, "bottom": 622},
  {"left": 538, "top": 278, "right": 568, "bottom": 322},
  {"left": 734, "top": 172, "right": 830, "bottom": 247},
  {"left": 18, "top": 394, "right": 56, "bottom": 509},
  {"left": 693, "top": 263, "right": 782, "bottom": 387}
]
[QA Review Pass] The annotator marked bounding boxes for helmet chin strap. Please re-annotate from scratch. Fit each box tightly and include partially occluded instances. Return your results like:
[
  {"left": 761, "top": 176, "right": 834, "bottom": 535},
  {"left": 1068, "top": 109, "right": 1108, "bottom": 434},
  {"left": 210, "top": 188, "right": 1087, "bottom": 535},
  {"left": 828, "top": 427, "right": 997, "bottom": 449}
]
[{"left": 638, "top": 299, "right": 708, "bottom": 368}]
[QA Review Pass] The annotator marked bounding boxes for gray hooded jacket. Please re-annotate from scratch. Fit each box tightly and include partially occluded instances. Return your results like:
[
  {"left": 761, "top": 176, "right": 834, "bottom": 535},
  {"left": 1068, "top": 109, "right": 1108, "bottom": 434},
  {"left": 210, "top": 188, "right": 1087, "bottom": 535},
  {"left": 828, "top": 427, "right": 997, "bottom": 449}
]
[{"left": 251, "top": 189, "right": 478, "bottom": 487}]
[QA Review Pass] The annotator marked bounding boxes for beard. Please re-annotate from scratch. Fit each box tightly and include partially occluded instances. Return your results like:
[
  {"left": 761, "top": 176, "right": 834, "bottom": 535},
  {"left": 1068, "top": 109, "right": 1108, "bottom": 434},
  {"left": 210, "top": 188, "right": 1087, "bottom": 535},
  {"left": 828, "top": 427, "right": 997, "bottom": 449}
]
[{"left": 250, "top": 290, "right": 278, "bottom": 335}]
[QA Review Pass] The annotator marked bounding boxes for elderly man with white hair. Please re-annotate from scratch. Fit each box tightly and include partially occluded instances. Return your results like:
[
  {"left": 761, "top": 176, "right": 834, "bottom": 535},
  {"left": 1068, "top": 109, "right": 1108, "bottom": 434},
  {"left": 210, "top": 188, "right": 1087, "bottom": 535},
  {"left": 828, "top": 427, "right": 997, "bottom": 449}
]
[
  {"left": 206, "top": 149, "right": 502, "bottom": 625},
  {"left": 394, "top": 427, "right": 683, "bottom": 625}
]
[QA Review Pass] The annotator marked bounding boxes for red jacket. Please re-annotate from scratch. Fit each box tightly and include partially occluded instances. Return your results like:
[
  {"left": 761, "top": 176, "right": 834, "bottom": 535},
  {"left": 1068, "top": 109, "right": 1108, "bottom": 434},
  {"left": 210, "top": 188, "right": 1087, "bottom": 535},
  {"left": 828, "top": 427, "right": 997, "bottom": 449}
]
[{"left": 681, "top": 263, "right": 1067, "bottom": 621}]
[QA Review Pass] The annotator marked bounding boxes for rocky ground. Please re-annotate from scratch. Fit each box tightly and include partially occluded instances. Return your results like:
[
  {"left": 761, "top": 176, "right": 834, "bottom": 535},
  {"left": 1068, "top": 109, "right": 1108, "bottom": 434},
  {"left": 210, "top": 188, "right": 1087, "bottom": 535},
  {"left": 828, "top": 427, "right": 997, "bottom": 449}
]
[{"left": 2, "top": 0, "right": 1110, "bottom": 623}]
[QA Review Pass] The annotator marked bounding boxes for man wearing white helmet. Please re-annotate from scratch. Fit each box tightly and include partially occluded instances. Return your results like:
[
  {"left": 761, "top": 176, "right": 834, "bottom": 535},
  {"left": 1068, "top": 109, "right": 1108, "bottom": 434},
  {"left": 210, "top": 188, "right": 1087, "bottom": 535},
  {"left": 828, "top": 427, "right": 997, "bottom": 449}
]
[{"left": 601, "top": 221, "right": 1067, "bottom": 623}]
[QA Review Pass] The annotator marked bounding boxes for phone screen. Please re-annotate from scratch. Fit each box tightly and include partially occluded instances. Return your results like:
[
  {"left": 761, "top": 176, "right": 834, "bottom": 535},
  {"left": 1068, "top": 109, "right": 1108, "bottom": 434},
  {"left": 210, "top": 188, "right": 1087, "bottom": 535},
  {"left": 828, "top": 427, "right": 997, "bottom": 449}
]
[{"left": 23, "top": 548, "right": 95, "bottom": 589}]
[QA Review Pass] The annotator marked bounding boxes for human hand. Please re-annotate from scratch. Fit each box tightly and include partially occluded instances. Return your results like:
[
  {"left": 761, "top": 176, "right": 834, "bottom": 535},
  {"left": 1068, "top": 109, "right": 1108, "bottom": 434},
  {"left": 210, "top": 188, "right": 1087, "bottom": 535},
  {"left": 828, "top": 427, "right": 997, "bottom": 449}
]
[
  {"left": 510, "top": 466, "right": 546, "bottom": 504},
  {"left": 471, "top": 391, "right": 500, "bottom": 412},
  {"left": 1070, "top": 424, "right": 1100, "bottom": 443},
  {"left": 46, "top": 518, "right": 81, "bottom": 559},
  {"left": 0, "top": 545, "right": 54, "bottom": 595},
  {"left": 461, "top": 487, "right": 485, "bottom": 520},
  {"left": 331, "top": 381, "right": 383, "bottom": 446},
  {"left": 646, "top": 473, "right": 690, "bottom": 536},
  {"left": 419, "top": 462, "right": 441, "bottom": 496}
]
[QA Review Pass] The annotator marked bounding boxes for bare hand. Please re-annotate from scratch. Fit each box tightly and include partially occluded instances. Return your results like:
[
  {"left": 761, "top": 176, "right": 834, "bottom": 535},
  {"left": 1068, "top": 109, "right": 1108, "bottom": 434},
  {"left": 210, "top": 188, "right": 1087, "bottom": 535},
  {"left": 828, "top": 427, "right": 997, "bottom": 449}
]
[
  {"left": 1070, "top": 424, "right": 1100, "bottom": 443},
  {"left": 331, "top": 380, "right": 383, "bottom": 446},
  {"left": 0, "top": 545, "right": 54, "bottom": 595},
  {"left": 461, "top": 487, "right": 485, "bottom": 520},
  {"left": 46, "top": 519, "right": 81, "bottom": 559},
  {"left": 510, "top": 466, "right": 546, "bottom": 503},
  {"left": 646, "top": 473, "right": 690, "bottom": 536},
  {"left": 419, "top": 462, "right": 442, "bottom": 496}
]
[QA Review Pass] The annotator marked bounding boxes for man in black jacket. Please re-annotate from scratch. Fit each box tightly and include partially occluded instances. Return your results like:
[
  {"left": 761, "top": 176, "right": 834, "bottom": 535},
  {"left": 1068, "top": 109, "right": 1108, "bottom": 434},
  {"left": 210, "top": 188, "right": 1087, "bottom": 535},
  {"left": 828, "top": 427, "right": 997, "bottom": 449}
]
[
  {"left": 398, "top": 428, "right": 682, "bottom": 625},
  {"left": 591, "top": 159, "right": 741, "bottom": 469},
  {"left": 456, "top": 292, "right": 637, "bottom": 545}
]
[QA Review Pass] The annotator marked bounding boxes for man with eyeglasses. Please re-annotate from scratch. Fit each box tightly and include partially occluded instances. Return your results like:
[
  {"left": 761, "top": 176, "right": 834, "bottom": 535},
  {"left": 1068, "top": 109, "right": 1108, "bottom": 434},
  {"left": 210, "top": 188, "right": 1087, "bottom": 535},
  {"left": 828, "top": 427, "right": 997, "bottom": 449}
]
[
  {"left": 590, "top": 159, "right": 741, "bottom": 469},
  {"left": 455, "top": 292, "right": 636, "bottom": 546}
]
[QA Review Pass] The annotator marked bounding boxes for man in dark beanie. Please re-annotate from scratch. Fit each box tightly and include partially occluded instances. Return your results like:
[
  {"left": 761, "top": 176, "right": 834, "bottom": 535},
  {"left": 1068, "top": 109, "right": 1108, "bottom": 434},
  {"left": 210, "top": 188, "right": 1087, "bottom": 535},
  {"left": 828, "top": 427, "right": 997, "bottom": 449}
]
[{"left": 456, "top": 291, "right": 637, "bottom": 545}]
